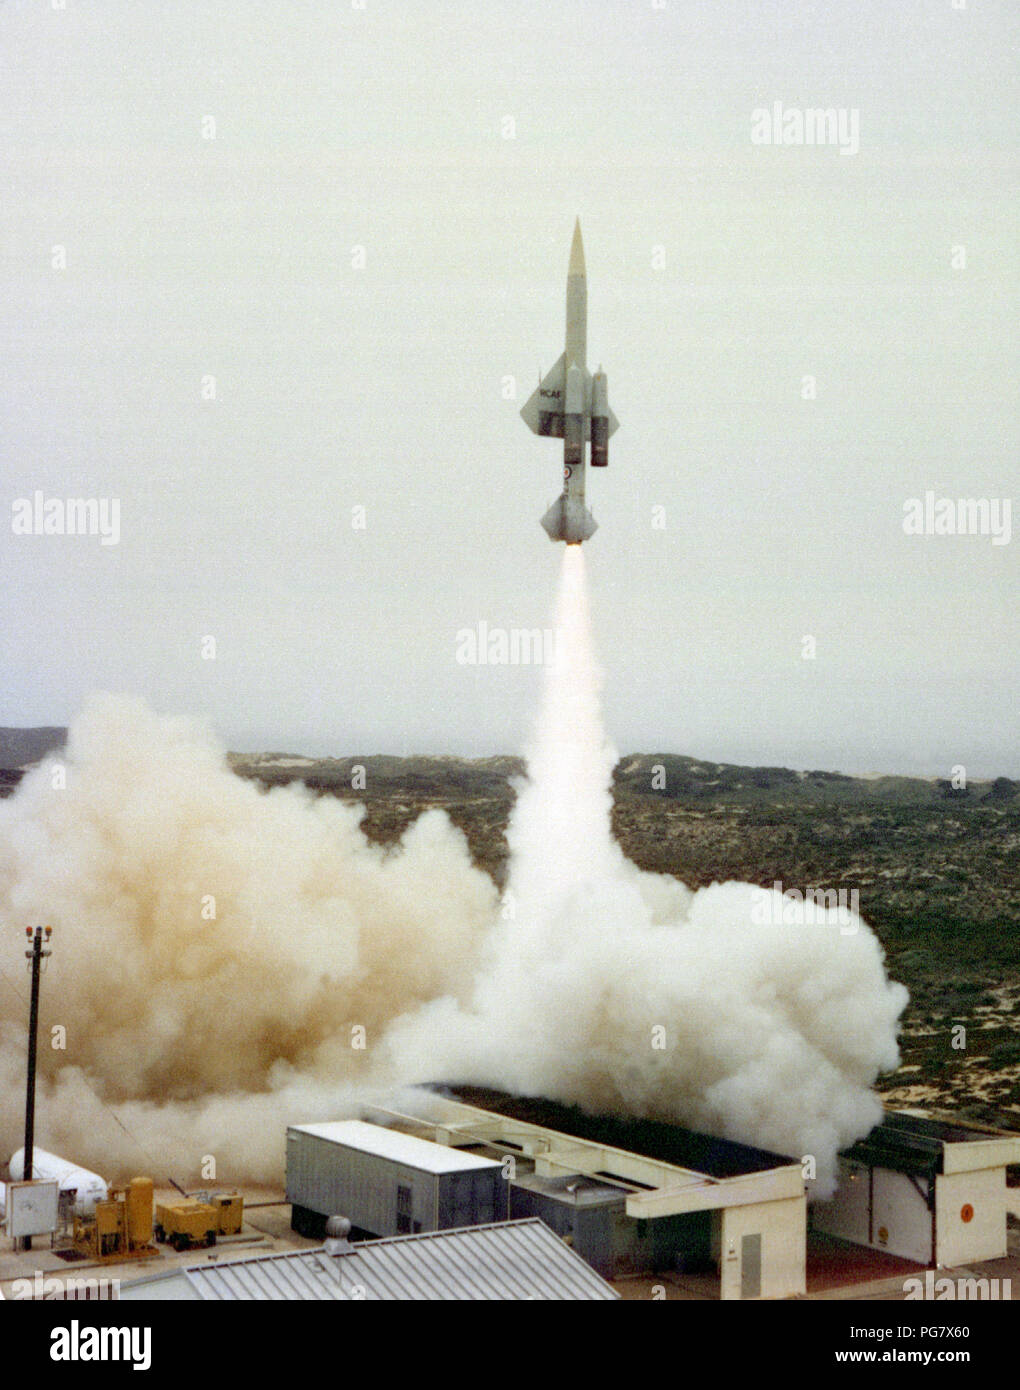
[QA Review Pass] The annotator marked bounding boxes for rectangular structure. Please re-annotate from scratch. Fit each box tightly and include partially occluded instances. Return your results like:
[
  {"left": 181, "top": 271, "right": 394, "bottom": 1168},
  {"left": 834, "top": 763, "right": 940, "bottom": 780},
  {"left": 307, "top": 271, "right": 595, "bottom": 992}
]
[
  {"left": 717, "top": 1196, "right": 807, "bottom": 1301},
  {"left": 812, "top": 1112, "right": 1020, "bottom": 1267},
  {"left": 935, "top": 1166, "right": 1006, "bottom": 1267},
  {"left": 5, "top": 1179, "right": 59, "bottom": 1240},
  {"left": 372, "top": 1087, "right": 809, "bottom": 1296},
  {"left": 286, "top": 1120, "right": 506, "bottom": 1239},
  {"left": 509, "top": 1172, "right": 629, "bottom": 1278}
]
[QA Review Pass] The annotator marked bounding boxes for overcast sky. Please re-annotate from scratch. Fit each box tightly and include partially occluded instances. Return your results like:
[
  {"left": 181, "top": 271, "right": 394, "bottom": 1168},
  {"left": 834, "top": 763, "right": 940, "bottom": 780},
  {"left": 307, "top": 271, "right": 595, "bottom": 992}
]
[{"left": 1, "top": 0, "right": 1016, "bottom": 774}]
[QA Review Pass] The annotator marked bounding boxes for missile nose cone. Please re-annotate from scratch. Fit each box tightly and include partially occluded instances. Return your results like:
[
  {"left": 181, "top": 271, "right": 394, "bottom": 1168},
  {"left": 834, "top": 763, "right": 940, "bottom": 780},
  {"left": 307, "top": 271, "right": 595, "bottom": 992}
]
[{"left": 568, "top": 218, "right": 585, "bottom": 277}]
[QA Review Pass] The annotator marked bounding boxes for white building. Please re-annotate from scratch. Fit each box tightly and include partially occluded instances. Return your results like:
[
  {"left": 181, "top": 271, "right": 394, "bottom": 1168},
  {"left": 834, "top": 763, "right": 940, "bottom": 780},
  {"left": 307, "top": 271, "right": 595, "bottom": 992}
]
[
  {"left": 812, "top": 1111, "right": 1020, "bottom": 1267},
  {"left": 363, "top": 1088, "right": 808, "bottom": 1300}
]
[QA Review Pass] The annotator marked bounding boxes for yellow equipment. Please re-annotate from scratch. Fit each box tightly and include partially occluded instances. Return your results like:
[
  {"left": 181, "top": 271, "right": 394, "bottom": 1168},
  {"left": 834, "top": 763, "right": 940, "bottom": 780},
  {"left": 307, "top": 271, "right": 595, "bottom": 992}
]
[
  {"left": 154, "top": 1190, "right": 243, "bottom": 1251},
  {"left": 208, "top": 1191, "right": 243, "bottom": 1236},
  {"left": 72, "top": 1177, "right": 158, "bottom": 1262},
  {"left": 127, "top": 1175, "right": 154, "bottom": 1246}
]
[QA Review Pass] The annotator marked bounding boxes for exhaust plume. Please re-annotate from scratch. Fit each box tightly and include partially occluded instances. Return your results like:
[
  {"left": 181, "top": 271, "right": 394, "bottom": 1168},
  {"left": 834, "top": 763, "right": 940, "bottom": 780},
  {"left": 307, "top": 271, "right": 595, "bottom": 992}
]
[{"left": 385, "top": 547, "right": 909, "bottom": 1192}]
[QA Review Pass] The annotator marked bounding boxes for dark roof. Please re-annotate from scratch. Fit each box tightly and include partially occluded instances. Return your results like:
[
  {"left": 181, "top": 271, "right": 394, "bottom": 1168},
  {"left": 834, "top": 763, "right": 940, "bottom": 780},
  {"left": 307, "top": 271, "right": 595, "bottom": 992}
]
[
  {"left": 880, "top": 1112, "right": 1002, "bottom": 1146},
  {"left": 842, "top": 1115, "right": 943, "bottom": 1180},
  {"left": 841, "top": 1111, "right": 1010, "bottom": 1180},
  {"left": 844, "top": 1100, "right": 1020, "bottom": 1178},
  {"left": 436, "top": 1084, "right": 796, "bottom": 1178}
]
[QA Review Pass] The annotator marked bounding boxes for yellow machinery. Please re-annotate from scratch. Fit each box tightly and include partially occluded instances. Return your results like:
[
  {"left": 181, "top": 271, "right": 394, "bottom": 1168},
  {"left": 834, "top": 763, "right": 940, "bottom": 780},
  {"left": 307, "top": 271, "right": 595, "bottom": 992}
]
[
  {"left": 208, "top": 1191, "right": 243, "bottom": 1236},
  {"left": 154, "top": 1190, "right": 243, "bottom": 1251},
  {"left": 72, "top": 1176, "right": 157, "bottom": 1262}
]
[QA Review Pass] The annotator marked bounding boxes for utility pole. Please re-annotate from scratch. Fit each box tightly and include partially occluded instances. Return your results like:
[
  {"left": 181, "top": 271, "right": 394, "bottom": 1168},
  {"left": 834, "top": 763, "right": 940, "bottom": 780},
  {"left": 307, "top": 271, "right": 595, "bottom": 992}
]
[{"left": 22, "top": 924, "right": 52, "bottom": 1252}]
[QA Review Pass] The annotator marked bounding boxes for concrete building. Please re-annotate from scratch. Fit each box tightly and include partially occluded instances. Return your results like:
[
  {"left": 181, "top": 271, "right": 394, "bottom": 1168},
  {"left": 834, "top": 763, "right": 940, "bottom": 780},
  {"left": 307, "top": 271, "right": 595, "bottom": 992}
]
[
  {"left": 812, "top": 1111, "right": 1020, "bottom": 1268},
  {"left": 363, "top": 1088, "right": 809, "bottom": 1299},
  {"left": 284, "top": 1092, "right": 1019, "bottom": 1300},
  {"left": 119, "top": 1218, "right": 618, "bottom": 1301}
]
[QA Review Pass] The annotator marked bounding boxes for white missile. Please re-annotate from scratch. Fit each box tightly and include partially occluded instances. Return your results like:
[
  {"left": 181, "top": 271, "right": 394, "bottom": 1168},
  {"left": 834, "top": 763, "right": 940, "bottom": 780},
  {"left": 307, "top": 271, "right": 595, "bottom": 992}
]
[{"left": 520, "top": 220, "right": 618, "bottom": 543}]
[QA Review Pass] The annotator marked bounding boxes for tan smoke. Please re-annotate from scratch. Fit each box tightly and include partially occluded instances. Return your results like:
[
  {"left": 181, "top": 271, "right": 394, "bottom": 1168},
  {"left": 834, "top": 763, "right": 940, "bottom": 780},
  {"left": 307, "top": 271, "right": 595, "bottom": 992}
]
[{"left": 0, "top": 694, "right": 496, "bottom": 1183}]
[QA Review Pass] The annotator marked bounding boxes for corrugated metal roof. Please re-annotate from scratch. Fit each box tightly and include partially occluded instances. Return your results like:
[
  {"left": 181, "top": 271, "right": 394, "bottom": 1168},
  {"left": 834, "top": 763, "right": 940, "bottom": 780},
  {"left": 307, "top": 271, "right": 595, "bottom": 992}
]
[
  {"left": 289, "top": 1120, "right": 501, "bottom": 1173},
  {"left": 120, "top": 1220, "right": 618, "bottom": 1301}
]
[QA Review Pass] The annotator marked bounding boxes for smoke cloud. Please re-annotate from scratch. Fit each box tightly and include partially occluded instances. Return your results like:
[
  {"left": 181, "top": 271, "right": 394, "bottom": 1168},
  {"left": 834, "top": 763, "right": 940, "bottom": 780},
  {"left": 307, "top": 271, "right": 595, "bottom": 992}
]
[
  {"left": 0, "top": 551, "right": 907, "bottom": 1193},
  {"left": 0, "top": 696, "right": 496, "bottom": 1182}
]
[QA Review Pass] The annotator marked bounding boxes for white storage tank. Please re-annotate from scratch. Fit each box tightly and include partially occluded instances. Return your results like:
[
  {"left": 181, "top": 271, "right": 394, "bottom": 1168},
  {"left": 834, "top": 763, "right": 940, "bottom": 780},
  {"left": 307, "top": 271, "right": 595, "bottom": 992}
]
[{"left": 8, "top": 1147, "right": 108, "bottom": 1216}]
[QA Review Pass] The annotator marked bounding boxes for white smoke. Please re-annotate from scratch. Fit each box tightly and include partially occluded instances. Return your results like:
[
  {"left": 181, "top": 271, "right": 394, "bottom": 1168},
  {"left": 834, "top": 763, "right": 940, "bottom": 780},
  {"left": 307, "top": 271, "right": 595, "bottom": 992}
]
[
  {"left": 385, "top": 547, "right": 909, "bottom": 1191},
  {"left": 0, "top": 552, "right": 907, "bottom": 1193}
]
